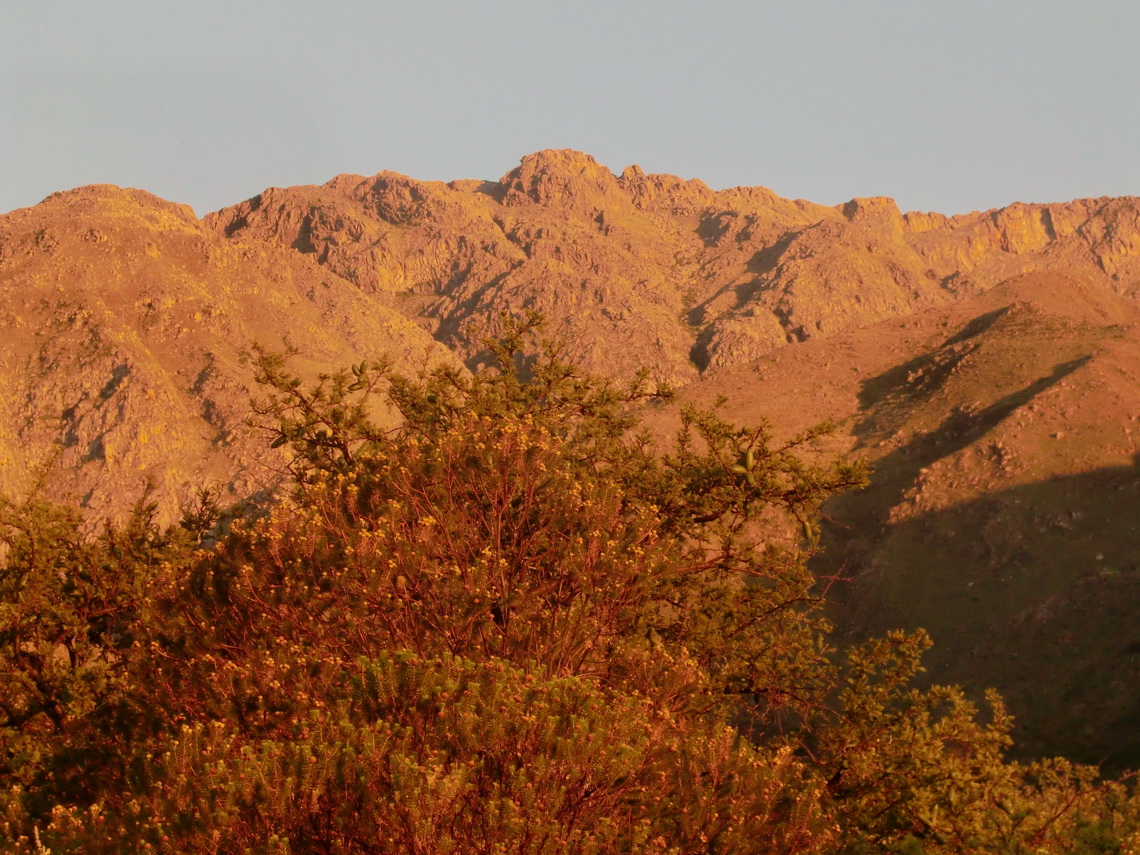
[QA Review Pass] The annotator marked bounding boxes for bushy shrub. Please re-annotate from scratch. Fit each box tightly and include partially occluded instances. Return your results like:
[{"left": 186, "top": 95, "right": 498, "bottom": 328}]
[{"left": 1, "top": 319, "right": 1137, "bottom": 853}]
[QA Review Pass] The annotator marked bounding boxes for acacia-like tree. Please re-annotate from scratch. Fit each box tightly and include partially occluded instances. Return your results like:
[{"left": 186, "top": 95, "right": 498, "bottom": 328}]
[{"left": 1, "top": 318, "right": 1136, "bottom": 853}]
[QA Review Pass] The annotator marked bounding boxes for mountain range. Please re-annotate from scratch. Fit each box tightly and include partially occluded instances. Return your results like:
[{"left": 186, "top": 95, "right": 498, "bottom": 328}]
[{"left": 2, "top": 149, "right": 1139, "bottom": 769}]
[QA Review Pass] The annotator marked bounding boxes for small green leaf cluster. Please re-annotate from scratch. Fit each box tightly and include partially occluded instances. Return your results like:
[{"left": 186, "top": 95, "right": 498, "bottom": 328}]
[{"left": 1, "top": 318, "right": 1138, "bottom": 853}]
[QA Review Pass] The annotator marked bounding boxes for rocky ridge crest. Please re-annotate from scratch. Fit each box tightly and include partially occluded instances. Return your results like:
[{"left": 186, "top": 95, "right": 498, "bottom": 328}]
[{"left": 208, "top": 151, "right": 1140, "bottom": 380}]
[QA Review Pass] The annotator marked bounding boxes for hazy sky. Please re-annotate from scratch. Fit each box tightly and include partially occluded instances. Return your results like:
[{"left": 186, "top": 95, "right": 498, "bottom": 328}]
[{"left": 3, "top": 1, "right": 1137, "bottom": 216}]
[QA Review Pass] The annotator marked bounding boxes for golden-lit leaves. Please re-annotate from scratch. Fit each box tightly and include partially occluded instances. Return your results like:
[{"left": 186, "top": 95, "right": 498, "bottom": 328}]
[{"left": 4, "top": 330, "right": 1140, "bottom": 853}]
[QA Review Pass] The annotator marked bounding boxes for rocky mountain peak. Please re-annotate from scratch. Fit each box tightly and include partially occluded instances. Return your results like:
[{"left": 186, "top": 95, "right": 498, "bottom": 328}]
[
  {"left": 616, "top": 164, "right": 715, "bottom": 211},
  {"left": 36, "top": 184, "right": 199, "bottom": 224},
  {"left": 353, "top": 171, "right": 458, "bottom": 226},
  {"left": 841, "top": 196, "right": 903, "bottom": 224},
  {"left": 498, "top": 149, "right": 626, "bottom": 210}
]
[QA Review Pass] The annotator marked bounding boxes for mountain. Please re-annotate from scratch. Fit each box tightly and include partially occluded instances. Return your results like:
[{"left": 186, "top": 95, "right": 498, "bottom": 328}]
[
  {"left": 208, "top": 149, "right": 1140, "bottom": 378},
  {"left": 0, "top": 185, "right": 457, "bottom": 521},
  {"left": 3, "top": 150, "right": 1140, "bottom": 766}
]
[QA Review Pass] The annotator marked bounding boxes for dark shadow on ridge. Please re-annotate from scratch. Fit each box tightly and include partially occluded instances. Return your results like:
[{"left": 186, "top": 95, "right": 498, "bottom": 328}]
[
  {"left": 813, "top": 336, "right": 1132, "bottom": 771},
  {"left": 839, "top": 355, "right": 1092, "bottom": 536},
  {"left": 819, "top": 458, "right": 1140, "bottom": 774},
  {"left": 855, "top": 306, "right": 1013, "bottom": 424}
]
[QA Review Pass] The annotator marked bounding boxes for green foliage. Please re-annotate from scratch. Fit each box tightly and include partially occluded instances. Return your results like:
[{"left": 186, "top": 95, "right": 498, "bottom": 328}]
[
  {"left": 2, "top": 317, "right": 1139, "bottom": 853},
  {"left": 814, "top": 630, "right": 1135, "bottom": 852},
  {"left": 244, "top": 315, "right": 866, "bottom": 724},
  {"left": 0, "top": 493, "right": 193, "bottom": 813}
]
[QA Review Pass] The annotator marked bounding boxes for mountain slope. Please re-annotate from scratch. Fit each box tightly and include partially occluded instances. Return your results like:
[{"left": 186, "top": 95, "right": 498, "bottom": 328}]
[
  {"left": 209, "top": 150, "right": 1140, "bottom": 379},
  {"left": 0, "top": 185, "right": 458, "bottom": 520},
  {"left": 665, "top": 270, "right": 1140, "bottom": 769}
]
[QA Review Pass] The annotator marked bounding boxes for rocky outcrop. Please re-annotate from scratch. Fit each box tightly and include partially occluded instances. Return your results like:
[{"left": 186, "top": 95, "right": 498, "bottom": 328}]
[
  {"left": 209, "top": 151, "right": 1140, "bottom": 381},
  {"left": 0, "top": 185, "right": 458, "bottom": 521}
]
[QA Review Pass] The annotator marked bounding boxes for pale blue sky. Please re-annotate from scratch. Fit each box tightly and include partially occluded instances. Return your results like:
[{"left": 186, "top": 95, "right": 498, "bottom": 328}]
[{"left": 2, "top": 1, "right": 1137, "bottom": 216}]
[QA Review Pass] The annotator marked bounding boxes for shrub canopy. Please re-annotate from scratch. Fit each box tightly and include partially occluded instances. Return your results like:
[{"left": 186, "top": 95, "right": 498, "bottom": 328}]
[{"left": 1, "top": 322, "right": 1137, "bottom": 853}]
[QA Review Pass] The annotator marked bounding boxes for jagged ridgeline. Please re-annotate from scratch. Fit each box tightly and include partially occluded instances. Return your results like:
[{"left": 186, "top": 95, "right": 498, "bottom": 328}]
[{"left": 3, "top": 149, "right": 1138, "bottom": 522}]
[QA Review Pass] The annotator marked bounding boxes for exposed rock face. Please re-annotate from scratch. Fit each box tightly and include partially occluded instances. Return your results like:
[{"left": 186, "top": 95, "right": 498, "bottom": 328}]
[
  {"left": 0, "top": 185, "right": 458, "bottom": 520},
  {"left": 208, "top": 151, "right": 1140, "bottom": 380},
  {"left": 6, "top": 153, "right": 1139, "bottom": 523},
  {"left": 208, "top": 151, "right": 714, "bottom": 385}
]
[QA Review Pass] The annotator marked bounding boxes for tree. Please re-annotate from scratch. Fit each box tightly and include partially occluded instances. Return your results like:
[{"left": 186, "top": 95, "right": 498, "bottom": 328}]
[{"left": 2, "top": 320, "right": 1138, "bottom": 853}]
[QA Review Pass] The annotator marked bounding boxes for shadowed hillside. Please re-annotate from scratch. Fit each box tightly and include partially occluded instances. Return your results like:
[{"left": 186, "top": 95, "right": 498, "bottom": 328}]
[{"left": 668, "top": 270, "right": 1140, "bottom": 768}]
